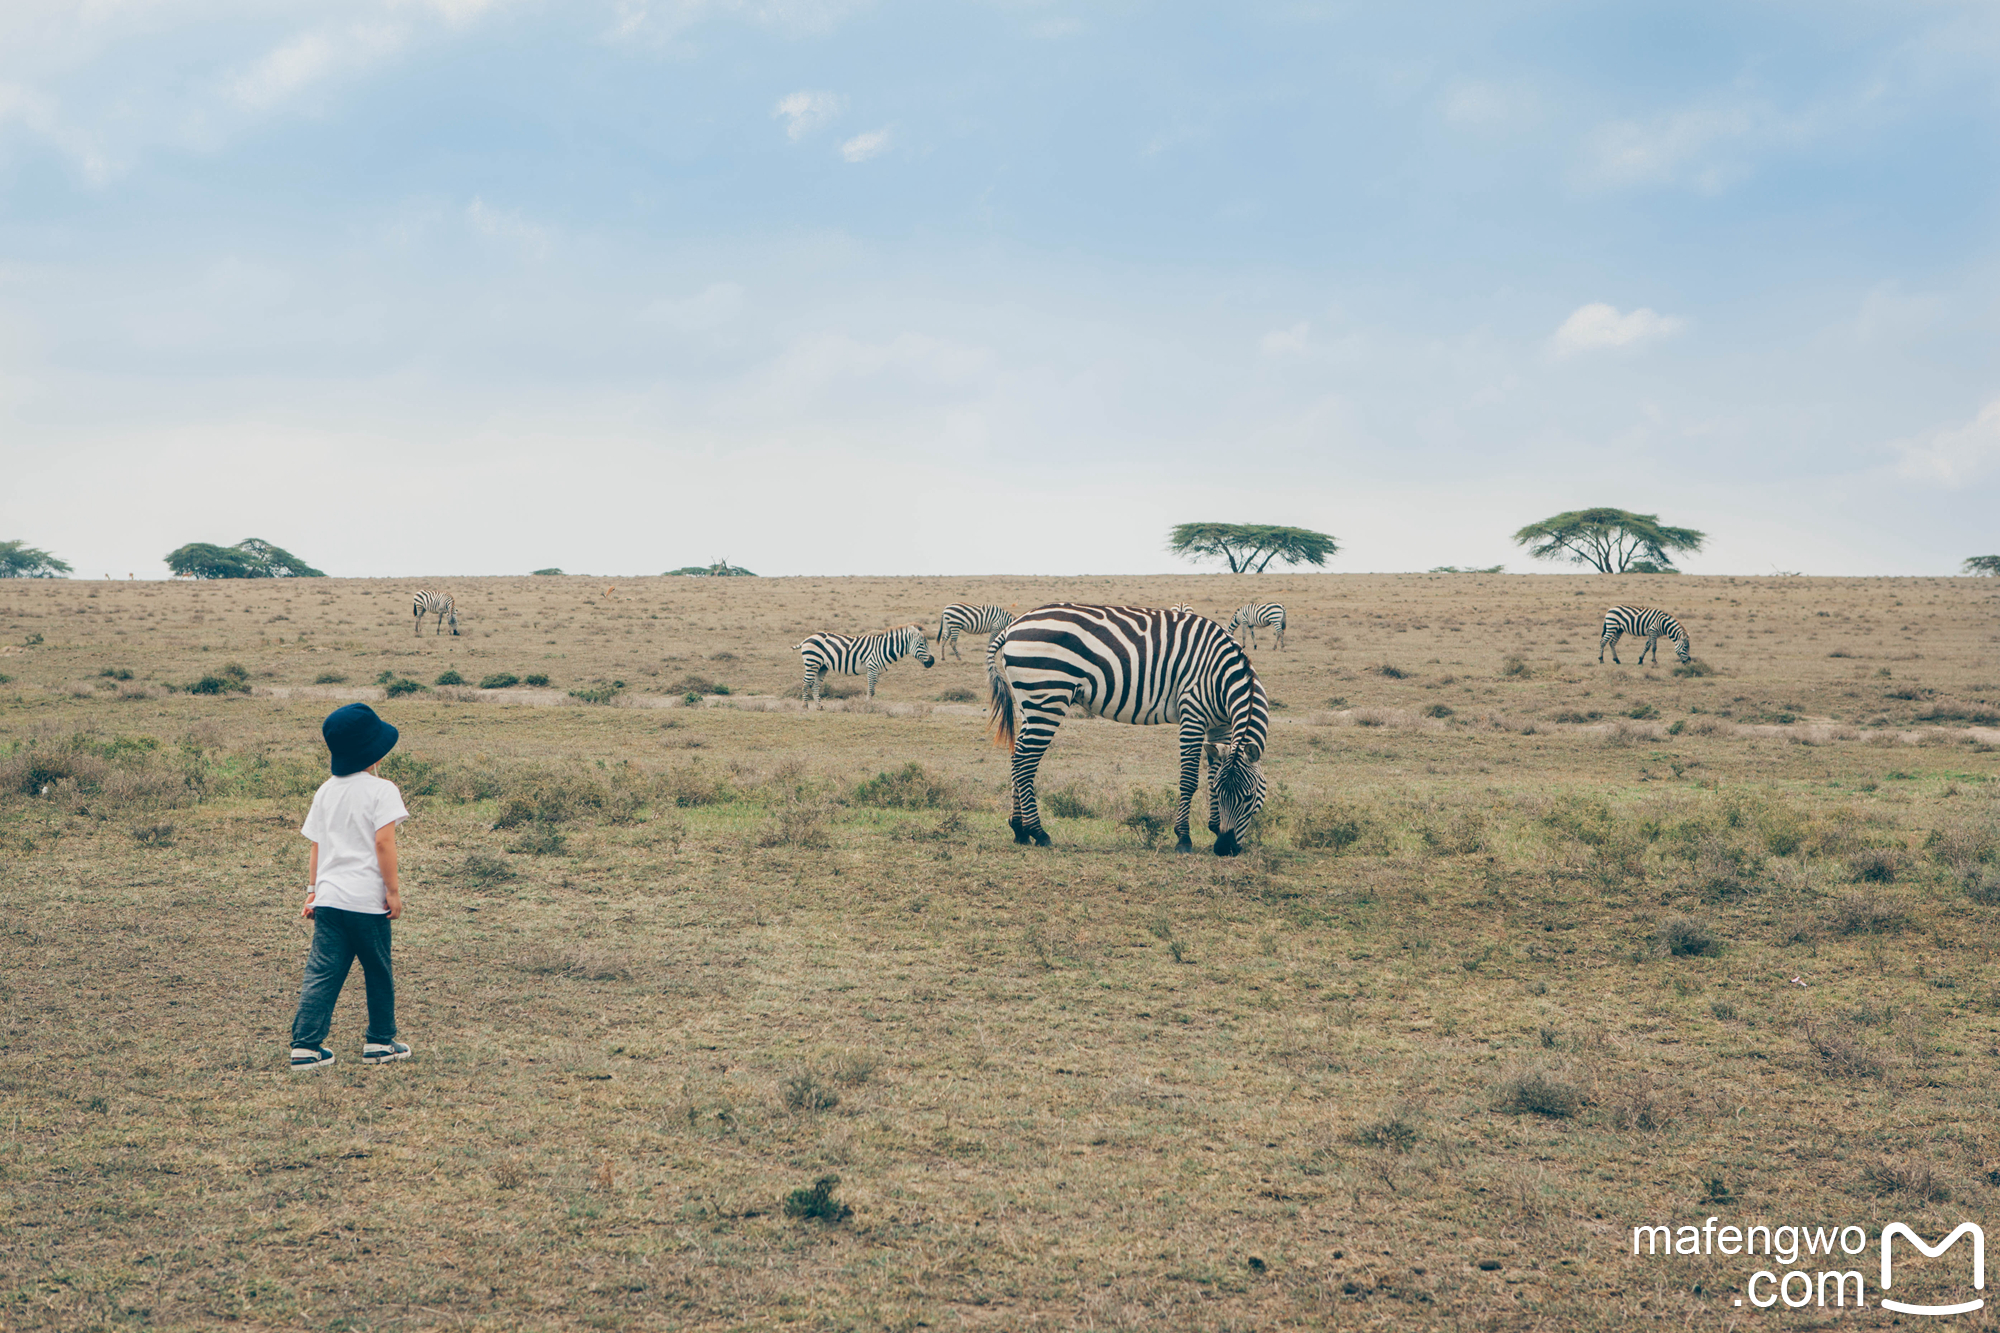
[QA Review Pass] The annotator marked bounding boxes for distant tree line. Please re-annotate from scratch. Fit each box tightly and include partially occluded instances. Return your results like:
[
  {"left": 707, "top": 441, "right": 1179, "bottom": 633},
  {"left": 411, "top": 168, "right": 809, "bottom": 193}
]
[{"left": 166, "top": 538, "right": 324, "bottom": 579}]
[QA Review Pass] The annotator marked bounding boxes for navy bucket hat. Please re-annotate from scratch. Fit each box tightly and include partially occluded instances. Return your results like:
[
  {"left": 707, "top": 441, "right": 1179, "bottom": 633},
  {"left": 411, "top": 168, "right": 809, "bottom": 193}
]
[{"left": 323, "top": 703, "right": 399, "bottom": 777}]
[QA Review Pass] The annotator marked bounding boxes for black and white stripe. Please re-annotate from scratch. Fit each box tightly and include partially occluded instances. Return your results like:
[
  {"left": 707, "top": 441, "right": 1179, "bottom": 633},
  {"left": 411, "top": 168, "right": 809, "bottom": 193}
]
[
  {"left": 1599, "top": 605, "right": 1690, "bottom": 665},
  {"left": 989, "top": 604, "right": 1269, "bottom": 856},
  {"left": 935, "top": 604, "right": 1014, "bottom": 661},
  {"left": 412, "top": 590, "right": 458, "bottom": 637},
  {"left": 794, "top": 625, "right": 935, "bottom": 704},
  {"left": 1229, "top": 602, "right": 1287, "bottom": 650}
]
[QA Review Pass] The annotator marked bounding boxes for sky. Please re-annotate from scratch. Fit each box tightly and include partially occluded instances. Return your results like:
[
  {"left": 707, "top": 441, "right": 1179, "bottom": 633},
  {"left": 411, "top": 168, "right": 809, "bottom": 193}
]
[{"left": 0, "top": 0, "right": 1994, "bottom": 578}]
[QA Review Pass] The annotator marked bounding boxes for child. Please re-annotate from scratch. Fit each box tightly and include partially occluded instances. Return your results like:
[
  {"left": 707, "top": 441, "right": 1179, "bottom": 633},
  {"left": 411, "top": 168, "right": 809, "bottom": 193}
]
[{"left": 289, "top": 703, "right": 413, "bottom": 1071}]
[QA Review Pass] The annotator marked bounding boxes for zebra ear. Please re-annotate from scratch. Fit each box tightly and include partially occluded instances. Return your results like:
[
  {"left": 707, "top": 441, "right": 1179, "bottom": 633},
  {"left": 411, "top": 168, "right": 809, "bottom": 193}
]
[{"left": 1204, "top": 740, "right": 1225, "bottom": 768}]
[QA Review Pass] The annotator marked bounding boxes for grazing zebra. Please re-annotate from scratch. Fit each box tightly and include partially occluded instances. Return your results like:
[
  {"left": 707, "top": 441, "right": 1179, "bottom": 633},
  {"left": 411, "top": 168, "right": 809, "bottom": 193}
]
[
  {"left": 1229, "top": 602, "right": 1287, "bottom": 650},
  {"left": 935, "top": 603, "right": 1014, "bottom": 661},
  {"left": 794, "top": 625, "right": 935, "bottom": 704},
  {"left": 989, "top": 604, "right": 1268, "bottom": 856},
  {"left": 1599, "top": 605, "right": 1690, "bottom": 666},
  {"left": 412, "top": 590, "right": 458, "bottom": 637}
]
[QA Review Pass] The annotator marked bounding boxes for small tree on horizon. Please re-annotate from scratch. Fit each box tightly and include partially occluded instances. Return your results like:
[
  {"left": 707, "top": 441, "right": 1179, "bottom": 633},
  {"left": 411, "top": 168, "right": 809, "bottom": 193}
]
[
  {"left": 166, "top": 538, "right": 325, "bottom": 579},
  {"left": 1512, "top": 508, "right": 1705, "bottom": 574},
  {"left": 1963, "top": 556, "right": 2000, "bottom": 576},
  {"left": 665, "top": 559, "right": 757, "bottom": 576},
  {"left": 1167, "top": 524, "right": 1338, "bottom": 574},
  {"left": 0, "top": 540, "right": 73, "bottom": 578}
]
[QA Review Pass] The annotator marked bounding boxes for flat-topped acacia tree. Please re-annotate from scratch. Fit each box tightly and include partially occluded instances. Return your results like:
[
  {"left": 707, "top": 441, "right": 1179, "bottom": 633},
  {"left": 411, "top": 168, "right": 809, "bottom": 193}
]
[
  {"left": 1963, "top": 556, "right": 2000, "bottom": 576},
  {"left": 165, "top": 538, "right": 324, "bottom": 579},
  {"left": 1512, "top": 508, "right": 1705, "bottom": 574},
  {"left": 1167, "top": 524, "right": 1338, "bottom": 574},
  {"left": 0, "top": 540, "right": 72, "bottom": 578}
]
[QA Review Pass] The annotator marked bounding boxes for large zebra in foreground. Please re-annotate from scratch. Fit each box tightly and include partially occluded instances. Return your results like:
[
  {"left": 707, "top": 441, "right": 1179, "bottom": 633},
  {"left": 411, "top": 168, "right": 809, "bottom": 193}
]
[
  {"left": 794, "top": 625, "right": 935, "bottom": 704},
  {"left": 1229, "top": 602, "right": 1287, "bottom": 650},
  {"left": 990, "top": 604, "right": 1268, "bottom": 856},
  {"left": 1599, "top": 605, "right": 1690, "bottom": 666},
  {"left": 935, "top": 603, "right": 1014, "bottom": 661},
  {"left": 412, "top": 590, "right": 458, "bottom": 637}
]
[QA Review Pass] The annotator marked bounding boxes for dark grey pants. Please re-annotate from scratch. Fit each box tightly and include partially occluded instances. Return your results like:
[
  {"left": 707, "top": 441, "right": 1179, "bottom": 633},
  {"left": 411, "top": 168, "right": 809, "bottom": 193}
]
[{"left": 290, "top": 906, "right": 396, "bottom": 1048}]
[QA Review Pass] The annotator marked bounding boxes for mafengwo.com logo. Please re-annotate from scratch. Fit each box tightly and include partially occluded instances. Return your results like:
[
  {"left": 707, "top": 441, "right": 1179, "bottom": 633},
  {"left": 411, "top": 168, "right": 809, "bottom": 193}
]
[{"left": 1630, "top": 1217, "right": 1985, "bottom": 1314}]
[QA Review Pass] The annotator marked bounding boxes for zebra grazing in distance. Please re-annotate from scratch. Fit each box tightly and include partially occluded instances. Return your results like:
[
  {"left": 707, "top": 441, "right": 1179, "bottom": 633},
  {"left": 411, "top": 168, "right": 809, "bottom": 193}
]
[
  {"left": 412, "top": 590, "right": 458, "bottom": 637},
  {"left": 1230, "top": 602, "right": 1287, "bottom": 650},
  {"left": 794, "top": 625, "right": 935, "bottom": 705},
  {"left": 1599, "top": 605, "right": 1690, "bottom": 666},
  {"left": 990, "top": 604, "right": 1268, "bottom": 856},
  {"left": 936, "top": 603, "right": 1014, "bottom": 661}
]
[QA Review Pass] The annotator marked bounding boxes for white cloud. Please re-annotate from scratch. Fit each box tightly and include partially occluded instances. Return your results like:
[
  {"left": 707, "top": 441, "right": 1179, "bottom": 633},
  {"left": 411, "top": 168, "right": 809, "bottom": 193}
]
[
  {"left": 772, "top": 89, "right": 842, "bottom": 140},
  {"left": 465, "top": 197, "right": 550, "bottom": 257},
  {"left": 1550, "top": 302, "right": 1685, "bottom": 356},
  {"left": 1577, "top": 87, "right": 1848, "bottom": 192},
  {"left": 228, "top": 23, "right": 408, "bottom": 110},
  {"left": 639, "top": 281, "right": 746, "bottom": 332},
  {"left": 610, "top": 0, "right": 872, "bottom": 44},
  {"left": 839, "top": 126, "right": 889, "bottom": 162},
  {"left": 0, "top": 78, "right": 113, "bottom": 182},
  {"left": 1259, "top": 322, "right": 1310, "bottom": 356},
  {"left": 1893, "top": 400, "right": 2000, "bottom": 487},
  {"left": 1439, "top": 80, "right": 1538, "bottom": 132}
]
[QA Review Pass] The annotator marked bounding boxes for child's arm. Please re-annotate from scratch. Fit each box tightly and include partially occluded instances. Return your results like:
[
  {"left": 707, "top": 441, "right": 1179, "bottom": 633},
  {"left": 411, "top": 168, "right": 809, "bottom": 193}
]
[
  {"left": 301, "top": 843, "right": 319, "bottom": 918},
  {"left": 375, "top": 822, "right": 401, "bottom": 920}
]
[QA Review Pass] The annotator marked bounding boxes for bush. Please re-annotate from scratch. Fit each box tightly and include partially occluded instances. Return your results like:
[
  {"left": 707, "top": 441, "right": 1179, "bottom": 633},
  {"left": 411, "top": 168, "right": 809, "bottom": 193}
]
[
  {"left": 1848, "top": 848, "right": 1903, "bottom": 883},
  {"left": 781, "top": 1071, "right": 840, "bottom": 1113},
  {"left": 507, "top": 822, "right": 568, "bottom": 856},
  {"left": 1500, "top": 656, "right": 1531, "bottom": 678},
  {"left": 1626, "top": 702, "right": 1659, "bottom": 720},
  {"left": 1042, "top": 784, "right": 1097, "bottom": 819},
  {"left": 187, "top": 671, "right": 250, "bottom": 696},
  {"left": 1672, "top": 659, "right": 1716, "bottom": 678},
  {"left": 1830, "top": 891, "right": 1908, "bottom": 936},
  {"left": 524, "top": 673, "right": 550, "bottom": 687},
  {"left": 313, "top": 671, "right": 348, "bottom": 685},
  {"left": 757, "top": 800, "right": 832, "bottom": 848},
  {"left": 1347, "top": 1105, "right": 1420, "bottom": 1153},
  {"left": 435, "top": 669, "right": 465, "bottom": 686},
  {"left": 462, "top": 851, "right": 517, "bottom": 884},
  {"left": 934, "top": 687, "right": 978, "bottom": 703},
  {"left": 659, "top": 765, "right": 732, "bottom": 808},
  {"left": 1292, "top": 802, "right": 1366, "bottom": 851},
  {"left": 1493, "top": 1065, "right": 1583, "bottom": 1118},
  {"left": 1658, "top": 914, "right": 1720, "bottom": 957},
  {"left": 1376, "top": 664, "right": 1408, "bottom": 679},
  {"left": 569, "top": 684, "right": 621, "bottom": 705},
  {"left": 853, "top": 762, "right": 963, "bottom": 810},
  {"left": 531, "top": 568, "right": 563, "bottom": 576},
  {"left": 782, "top": 1174, "right": 851, "bottom": 1222},
  {"left": 1421, "top": 702, "right": 1454, "bottom": 718},
  {"left": 491, "top": 768, "right": 608, "bottom": 826},
  {"left": 379, "top": 752, "right": 440, "bottom": 797},
  {"left": 99, "top": 667, "right": 133, "bottom": 681},
  {"left": 478, "top": 672, "right": 519, "bottom": 690},
  {"left": 384, "top": 678, "right": 425, "bottom": 698}
]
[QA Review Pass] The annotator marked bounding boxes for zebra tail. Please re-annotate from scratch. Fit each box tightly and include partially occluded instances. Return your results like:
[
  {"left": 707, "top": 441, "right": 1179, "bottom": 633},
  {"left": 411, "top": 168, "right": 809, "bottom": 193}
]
[{"left": 988, "top": 664, "right": 1016, "bottom": 751}]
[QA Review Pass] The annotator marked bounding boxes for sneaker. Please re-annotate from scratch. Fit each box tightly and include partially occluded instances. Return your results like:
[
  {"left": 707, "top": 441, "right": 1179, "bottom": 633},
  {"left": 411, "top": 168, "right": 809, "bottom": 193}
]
[
  {"left": 291, "top": 1046, "right": 335, "bottom": 1071},
  {"left": 361, "top": 1040, "right": 411, "bottom": 1064}
]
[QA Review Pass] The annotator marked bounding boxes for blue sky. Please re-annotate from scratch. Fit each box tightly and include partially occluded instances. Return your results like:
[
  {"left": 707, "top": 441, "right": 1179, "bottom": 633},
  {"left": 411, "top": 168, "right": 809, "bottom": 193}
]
[{"left": 0, "top": 0, "right": 1994, "bottom": 577}]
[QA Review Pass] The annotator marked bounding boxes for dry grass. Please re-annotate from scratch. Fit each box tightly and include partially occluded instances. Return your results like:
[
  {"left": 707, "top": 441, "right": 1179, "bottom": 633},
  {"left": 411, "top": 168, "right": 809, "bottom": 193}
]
[{"left": 0, "top": 571, "right": 1997, "bottom": 1328}]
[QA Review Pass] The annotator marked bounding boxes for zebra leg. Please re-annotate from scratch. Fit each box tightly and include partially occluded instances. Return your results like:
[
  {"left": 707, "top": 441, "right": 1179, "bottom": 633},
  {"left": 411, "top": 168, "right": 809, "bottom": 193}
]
[
  {"left": 1173, "top": 719, "right": 1205, "bottom": 852},
  {"left": 947, "top": 630, "right": 961, "bottom": 661},
  {"left": 804, "top": 664, "right": 820, "bottom": 707},
  {"left": 1604, "top": 631, "right": 1622, "bottom": 665},
  {"left": 449, "top": 611, "right": 458, "bottom": 637},
  {"left": 414, "top": 609, "right": 422, "bottom": 638},
  {"left": 1008, "top": 701, "right": 1063, "bottom": 847},
  {"left": 867, "top": 665, "right": 880, "bottom": 698},
  {"left": 1642, "top": 635, "right": 1658, "bottom": 666}
]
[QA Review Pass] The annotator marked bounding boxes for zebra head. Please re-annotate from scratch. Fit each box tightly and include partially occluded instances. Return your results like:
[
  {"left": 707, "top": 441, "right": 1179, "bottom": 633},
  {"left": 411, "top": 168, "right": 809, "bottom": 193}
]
[
  {"left": 911, "top": 628, "right": 935, "bottom": 669},
  {"left": 1675, "top": 634, "right": 1692, "bottom": 664},
  {"left": 1204, "top": 738, "right": 1267, "bottom": 857}
]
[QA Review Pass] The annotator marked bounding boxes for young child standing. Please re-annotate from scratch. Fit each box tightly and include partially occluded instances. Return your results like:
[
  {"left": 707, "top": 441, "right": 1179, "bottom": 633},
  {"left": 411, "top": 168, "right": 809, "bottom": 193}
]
[{"left": 289, "top": 703, "right": 413, "bottom": 1071}]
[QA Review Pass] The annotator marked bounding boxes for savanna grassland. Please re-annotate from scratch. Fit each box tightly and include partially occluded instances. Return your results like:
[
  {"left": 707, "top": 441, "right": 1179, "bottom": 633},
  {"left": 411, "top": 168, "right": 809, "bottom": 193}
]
[{"left": 2, "top": 570, "right": 1999, "bottom": 1332}]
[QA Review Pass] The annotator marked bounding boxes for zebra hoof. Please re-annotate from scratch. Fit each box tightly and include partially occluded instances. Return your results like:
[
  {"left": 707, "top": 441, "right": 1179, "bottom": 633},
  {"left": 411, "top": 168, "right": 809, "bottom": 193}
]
[
  {"left": 1214, "top": 832, "right": 1242, "bottom": 857},
  {"left": 1174, "top": 837, "right": 1195, "bottom": 854}
]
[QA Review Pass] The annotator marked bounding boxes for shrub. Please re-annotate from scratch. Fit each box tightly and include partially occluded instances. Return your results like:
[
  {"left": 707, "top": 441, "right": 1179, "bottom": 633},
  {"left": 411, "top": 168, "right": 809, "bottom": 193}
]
[
  {"left": 435, "top": 669, "right": 465, "bottom": 686},
  {"left": 130, "top": 822, "right": 175, "bottom": 846},
  {"left": 757, "top": 800, "right": 832, "bottom": 848},
  {"left": 1347, "top": 1105, "right": 1420, "bottom": 1153},
  {"left": 659, "top": 765, "right": 732, "bottom": 808},
  {"left": 1500, "top": 656, "right": 1531, "bottom": 678},
  {"left": 1862, "top": 1160, "right": 1950, "bottom": 1202},
  {"left": 1830, "top": 891, "right": 1907, "bottom": 936},
  {"left": 531, "top": 568, "right": 563, "bottom": 576},
  {"left": 1042, "top": 784, "right": 1097, "bottom": 819},
  {"left": 99, "top": 667, "right": 133, "bottom": 681},
  {"left": 379, "top": 752, "right": 440, "bottom": 796},
  {"left": 934, "top": 687, "right": 978, "bottom": 703},
  {"left": 1848, "top": 848, "right": 1903, "bottom": 883},
  {"left": 1626, "top": 702, "right": 1659, "bottom": 720},
  {"left": 462, "top": 851, "right": 517, "bottom": 884},
  {"left": 524, "top": 673, "right": 550, "bottom": 687},
  {"left": 313, "top": 671, "right": 348, "bottom": 684},
  {"left": 1493, "top": 1065, "right": 1583, "bottom": 1118},
  {"left": 1292, "top": 802, "right": 1366, "bottom": 851},
  {"left": 507, "top": 822, "right": 568, "bottom": 856},
  {"left": 384, "top": 678, "right": 425, "bottom": 698},
  {"left": 1809, "top": 1024, "right": 1885, "bottom": 1080},
  {"left": 782, "top": 1174, "right": 851, "bottom": 1223},
  {"left": 1658, "top": 914, "right": 1720, "bottom": 957},
  {"left": 478, "top": 672, "right": 519, "bottom": 689},
  {"left": 491, "top": 768, "right": 608, "bottom": 826},
  {"left": 1376, "top": 664, "right": 1408, "bottom": 679},
  {"left": 1421, "top": 702, "right": 1454, "bottom": 718},
  {"left": 781, "top": 1071, "right": 840, "bottom": 1113},
  {"left": 1672, "top": 659, "right": 1716, "bottom": 678},
  {"left": 569, "top": 684, "right": 621, "bottom": 705},
  {"left": 187, "top": 672, "right": 250, "bottom": 696},
  {"left": 853, "top": 762, "right": 963, "bottom": 810}
]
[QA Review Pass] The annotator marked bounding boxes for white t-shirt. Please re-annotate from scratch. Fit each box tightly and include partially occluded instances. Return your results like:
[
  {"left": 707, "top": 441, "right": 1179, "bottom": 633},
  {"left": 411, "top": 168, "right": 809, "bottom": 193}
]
[{"left": 301, "top": 772, "right": 411, "bottom": 914}]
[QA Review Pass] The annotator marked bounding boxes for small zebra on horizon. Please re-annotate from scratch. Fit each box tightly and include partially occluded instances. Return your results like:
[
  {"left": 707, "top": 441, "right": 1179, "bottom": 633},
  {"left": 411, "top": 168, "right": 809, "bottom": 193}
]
[
  {"left": 1599, "top": 605, "right": 1690, "bottom": 666},
  {"left": 412, "top": 590, "right": 458, "bottom": 637},
  {"left": 795, "top": 625, "right": 935, "bottom": 705},
  {"left": 935, "top": 604, "right": 1014, "bottom": 661},
  {"left": 1229, "top": 602, "right": 1287, "bottom": 650}
]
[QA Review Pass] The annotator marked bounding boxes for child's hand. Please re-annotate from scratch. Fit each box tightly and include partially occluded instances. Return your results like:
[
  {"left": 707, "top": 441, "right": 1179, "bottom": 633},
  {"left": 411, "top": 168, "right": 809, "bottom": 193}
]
[
  {"left": 385, "top": 889, "right": 402, "bottom": 921},
  {"left": 300, "top": 893, "right": 316, "bottom": 920}
]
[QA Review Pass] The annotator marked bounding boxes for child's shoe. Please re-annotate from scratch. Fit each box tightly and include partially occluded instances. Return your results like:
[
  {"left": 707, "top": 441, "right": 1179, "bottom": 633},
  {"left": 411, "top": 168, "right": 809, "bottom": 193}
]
[
  {"left": 362, "top": 1040, "right": 412, "bottom": 1064},
  {"left": 291, "top": 1046, "right": 335, "bottom": 1071}
]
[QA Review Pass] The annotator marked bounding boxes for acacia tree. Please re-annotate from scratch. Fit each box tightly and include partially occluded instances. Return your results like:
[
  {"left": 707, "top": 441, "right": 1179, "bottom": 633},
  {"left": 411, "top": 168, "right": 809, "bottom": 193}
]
[
  {"left": 1512, "top": 508, "right": 1705, "bottom": 574},
  {"left": 1167, "top": 524, "right": 1338, "bottom": 574},
  {"left": 166, "top": 538, "right": 324, "bottom": 579},
  {"left": 1963, "top": 556, "right": 2000, "bottom": 576},
  {"left": 0, "top": 540, "right": 72, "bottom": 578}
]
